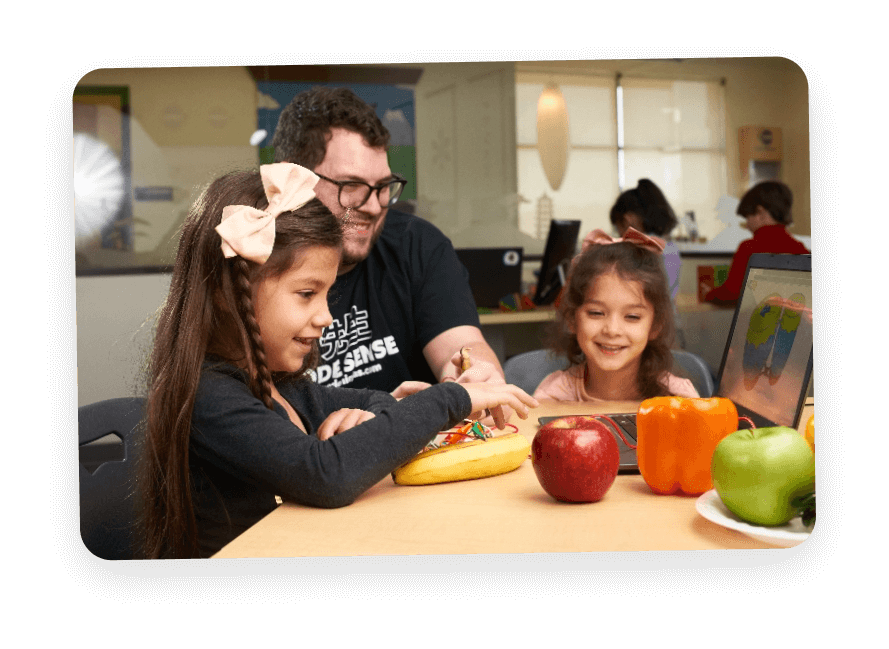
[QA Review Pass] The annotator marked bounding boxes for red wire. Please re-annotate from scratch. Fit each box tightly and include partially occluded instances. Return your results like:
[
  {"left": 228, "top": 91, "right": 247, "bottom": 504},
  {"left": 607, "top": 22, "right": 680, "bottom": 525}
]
[
  {"left": 590, "top": 415, "right": 756, "bottom": 453},
  {"left": 595, "top": 415, "right": 637, "bottom": 449}
]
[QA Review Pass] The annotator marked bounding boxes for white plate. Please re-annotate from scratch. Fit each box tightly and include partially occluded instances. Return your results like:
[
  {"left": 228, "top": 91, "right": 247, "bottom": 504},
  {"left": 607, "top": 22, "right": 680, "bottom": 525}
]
[{"left": 695, "top": 489, "right": 811, "bottom": 548}]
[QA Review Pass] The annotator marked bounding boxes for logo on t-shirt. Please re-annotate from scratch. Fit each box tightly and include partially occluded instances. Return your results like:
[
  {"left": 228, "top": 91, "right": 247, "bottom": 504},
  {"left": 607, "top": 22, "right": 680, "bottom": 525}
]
[{"left": 310, "top": 305, "right": 401, "bottom": 387}]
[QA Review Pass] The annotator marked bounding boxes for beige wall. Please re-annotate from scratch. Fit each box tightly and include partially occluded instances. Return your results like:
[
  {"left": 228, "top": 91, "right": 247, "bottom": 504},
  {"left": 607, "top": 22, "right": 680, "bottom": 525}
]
[{"left": 716, "top": 58, "right": 810, "bottom": 235}]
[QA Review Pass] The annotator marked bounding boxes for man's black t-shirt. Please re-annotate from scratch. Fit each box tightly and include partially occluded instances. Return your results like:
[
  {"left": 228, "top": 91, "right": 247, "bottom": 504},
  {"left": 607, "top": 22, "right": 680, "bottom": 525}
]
[{"left": 310, "top": 209, "right": 480, "bottom": 392}]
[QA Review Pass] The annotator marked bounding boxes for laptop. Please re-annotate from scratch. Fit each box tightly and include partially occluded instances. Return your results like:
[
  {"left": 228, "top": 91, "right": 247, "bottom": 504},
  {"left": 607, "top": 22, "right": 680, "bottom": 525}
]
[
  {"left": 455, "top": 247, "right": 524, "bottom": 309},
  {"left": 539, "top": 253, "right": 814, "bottom": 473}
]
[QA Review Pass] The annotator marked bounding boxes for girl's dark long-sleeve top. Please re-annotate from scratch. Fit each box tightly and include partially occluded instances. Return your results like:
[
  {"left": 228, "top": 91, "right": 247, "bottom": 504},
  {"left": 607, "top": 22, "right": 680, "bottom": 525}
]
[{"left": 190, "top": 358, "right": 472, "bottom": 557}]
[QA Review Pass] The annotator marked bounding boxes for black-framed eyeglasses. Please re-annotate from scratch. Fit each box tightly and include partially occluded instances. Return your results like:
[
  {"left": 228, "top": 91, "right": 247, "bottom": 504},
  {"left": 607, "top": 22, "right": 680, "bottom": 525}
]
[{"left": 315, "top": 173, "right": 408, "bottom": 209}]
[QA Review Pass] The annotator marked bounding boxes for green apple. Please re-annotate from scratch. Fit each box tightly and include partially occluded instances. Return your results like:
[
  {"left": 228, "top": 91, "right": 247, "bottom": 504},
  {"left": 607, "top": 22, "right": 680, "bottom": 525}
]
[{"left": 711, "top": 426, "right": 815, "bottom": 526}]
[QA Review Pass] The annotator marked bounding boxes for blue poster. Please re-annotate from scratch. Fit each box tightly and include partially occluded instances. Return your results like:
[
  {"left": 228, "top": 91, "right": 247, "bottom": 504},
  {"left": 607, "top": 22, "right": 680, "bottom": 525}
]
[{"left": 256, "top": 82, "right": 416, "bottom": 200}]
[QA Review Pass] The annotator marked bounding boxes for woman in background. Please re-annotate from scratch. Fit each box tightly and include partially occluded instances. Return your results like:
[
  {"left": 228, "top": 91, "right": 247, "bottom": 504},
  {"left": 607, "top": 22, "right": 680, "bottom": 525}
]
[{"left": 609, "top": 179, "right": 682, "bottom": 302}]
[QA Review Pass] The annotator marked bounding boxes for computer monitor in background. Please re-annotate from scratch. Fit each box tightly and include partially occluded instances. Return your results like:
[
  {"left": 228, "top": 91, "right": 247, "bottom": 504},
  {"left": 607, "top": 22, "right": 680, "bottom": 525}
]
[
  {"left": 533, "top": 219, "right": 582, "bottom": 305},
  {"left": 454, "top": 247, "right": 524, "bottom": 309}
]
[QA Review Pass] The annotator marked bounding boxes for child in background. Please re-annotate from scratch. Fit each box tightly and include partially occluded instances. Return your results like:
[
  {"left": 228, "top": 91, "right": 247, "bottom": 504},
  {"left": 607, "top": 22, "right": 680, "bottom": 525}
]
[
  {"left": 141, "top": 163, "right": 538, "bottom": 559},
  {"left": 534, "top": 228, "right": 699, "bottom": 402},
  {"left": 609, "top": 179, "right": 682, "bottom": 302},
  {"left": 704, "top": 180, "right": 808, "bottom": 305}
]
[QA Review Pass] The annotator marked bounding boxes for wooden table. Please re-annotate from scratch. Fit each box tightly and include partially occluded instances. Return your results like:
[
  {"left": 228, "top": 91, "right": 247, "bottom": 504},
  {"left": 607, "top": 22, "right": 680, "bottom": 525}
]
[{"left": 213, "top": 400, "right": 815, "bottom": 558}]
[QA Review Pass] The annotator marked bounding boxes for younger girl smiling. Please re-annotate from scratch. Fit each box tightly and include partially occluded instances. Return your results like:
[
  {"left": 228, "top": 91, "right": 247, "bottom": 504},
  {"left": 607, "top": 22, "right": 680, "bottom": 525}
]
[{"left": 534, "top": 228, "right": 698, "bottom": 402}]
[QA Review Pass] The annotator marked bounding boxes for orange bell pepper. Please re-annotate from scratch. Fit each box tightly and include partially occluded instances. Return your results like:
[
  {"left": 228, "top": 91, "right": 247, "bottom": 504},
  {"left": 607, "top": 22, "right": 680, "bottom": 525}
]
[{"left": 636, "top": 397, "right": 739, "bottom": 495}]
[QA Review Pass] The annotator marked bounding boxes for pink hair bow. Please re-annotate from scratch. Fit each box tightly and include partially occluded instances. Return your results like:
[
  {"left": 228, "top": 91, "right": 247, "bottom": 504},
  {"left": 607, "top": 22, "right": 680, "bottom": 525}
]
[
  {"left": 581, "top": 227, "right": 666, "bottom": 255},
  {"left": 215, "top": 163, "right": 319, "bottom": 264}
]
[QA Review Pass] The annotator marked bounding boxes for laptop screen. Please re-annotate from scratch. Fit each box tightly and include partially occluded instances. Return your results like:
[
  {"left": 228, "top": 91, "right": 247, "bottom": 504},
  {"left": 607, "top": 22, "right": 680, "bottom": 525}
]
[{"left": 716, "top": 255, "right": 813, "bottom": 427}]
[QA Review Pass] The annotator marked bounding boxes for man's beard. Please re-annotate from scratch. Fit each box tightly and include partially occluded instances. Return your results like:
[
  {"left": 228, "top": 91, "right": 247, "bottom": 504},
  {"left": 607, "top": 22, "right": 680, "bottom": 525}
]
[{"left": 339, "top": 219, "right": 384, "bottom": 268}]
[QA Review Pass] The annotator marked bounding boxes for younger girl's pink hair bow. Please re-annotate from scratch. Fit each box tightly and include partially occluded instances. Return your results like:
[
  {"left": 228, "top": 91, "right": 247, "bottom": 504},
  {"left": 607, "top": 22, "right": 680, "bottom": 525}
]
[
  {"left": 215, "top": 163, "right": 319, "bottom": 264},
  {"left": 581, "top": 227, "right": 666, "bottom": 255}
]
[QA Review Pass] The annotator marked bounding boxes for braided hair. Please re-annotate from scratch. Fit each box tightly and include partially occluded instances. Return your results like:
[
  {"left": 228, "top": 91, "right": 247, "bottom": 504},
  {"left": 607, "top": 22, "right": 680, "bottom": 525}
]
[
  {"left": 226, "top": 256, "right": 276, "bottom": 409},
  {"left": 141, "top": 169, "right": 342, "bottom": 559}
]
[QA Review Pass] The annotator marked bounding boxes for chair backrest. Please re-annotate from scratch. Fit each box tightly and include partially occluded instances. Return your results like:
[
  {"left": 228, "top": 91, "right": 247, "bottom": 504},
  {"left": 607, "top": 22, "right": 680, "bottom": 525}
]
[
  {"left": 670, "top": 349, "right": 716, "bottom": 398},
  {"left": 79, "top": 397, "right": 146, "bottom": 560},
  {"left": 503, "top": 349, "right": 569, "bottom": 395},
  {"left": 505, "top": 348, "right": 715, "bottom": 398}
]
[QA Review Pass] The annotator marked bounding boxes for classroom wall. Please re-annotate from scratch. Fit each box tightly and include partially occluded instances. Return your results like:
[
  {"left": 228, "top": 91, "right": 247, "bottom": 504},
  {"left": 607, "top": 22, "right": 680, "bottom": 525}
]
[
  {"left": 76, "top": 273, "right": 170, "bottom": 406},
  {"left": 715, "top": 57, "right": 810, "bottom": 236},
  {"left": 75, "top": 66, "right": 257, "bottom": 406},
  {"left": 74, "top": 59, "right": 811, "bottom": 406}
]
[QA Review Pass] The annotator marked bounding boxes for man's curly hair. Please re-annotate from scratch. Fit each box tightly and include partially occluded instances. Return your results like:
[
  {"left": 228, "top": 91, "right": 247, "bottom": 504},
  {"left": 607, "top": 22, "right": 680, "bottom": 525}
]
[{"left": 272, "top": 86, "right": 390, "bottom": 168}]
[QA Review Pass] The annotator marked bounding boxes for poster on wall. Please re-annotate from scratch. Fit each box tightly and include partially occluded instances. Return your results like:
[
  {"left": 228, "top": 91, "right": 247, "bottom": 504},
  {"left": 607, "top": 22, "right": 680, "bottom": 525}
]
[{"left": 254, "top": 81, "right": 418, "bottom": 205}]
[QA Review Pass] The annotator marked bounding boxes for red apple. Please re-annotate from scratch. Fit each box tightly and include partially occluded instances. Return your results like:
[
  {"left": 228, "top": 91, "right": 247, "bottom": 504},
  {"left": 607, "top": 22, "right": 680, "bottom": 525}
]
[{"left": 531, "top": 416, "right": 621, "bottom": 502}]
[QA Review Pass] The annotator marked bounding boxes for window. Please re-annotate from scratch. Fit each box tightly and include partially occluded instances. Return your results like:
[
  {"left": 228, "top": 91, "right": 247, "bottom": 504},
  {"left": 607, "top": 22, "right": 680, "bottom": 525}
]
[{"left": 516, "top": 73, "right": 727, "bottom": 243}]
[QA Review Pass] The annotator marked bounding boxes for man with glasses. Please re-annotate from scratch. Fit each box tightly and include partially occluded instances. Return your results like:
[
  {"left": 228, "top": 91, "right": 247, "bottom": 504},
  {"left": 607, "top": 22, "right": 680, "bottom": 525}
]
[{"left": 272, "top": 87, "right": 510, "bottom": 417}]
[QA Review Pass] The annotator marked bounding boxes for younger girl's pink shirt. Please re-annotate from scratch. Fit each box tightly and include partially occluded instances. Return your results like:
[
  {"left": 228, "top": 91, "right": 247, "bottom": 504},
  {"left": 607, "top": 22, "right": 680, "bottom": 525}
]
[{"left": 533, "top": 365, "right": 699, "bottom": 402}]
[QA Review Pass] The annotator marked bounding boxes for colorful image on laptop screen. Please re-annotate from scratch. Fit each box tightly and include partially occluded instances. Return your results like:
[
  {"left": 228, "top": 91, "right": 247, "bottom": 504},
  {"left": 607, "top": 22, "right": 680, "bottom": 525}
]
[{"left": 718, "top": 262, "right": 813, "bottom": 427}]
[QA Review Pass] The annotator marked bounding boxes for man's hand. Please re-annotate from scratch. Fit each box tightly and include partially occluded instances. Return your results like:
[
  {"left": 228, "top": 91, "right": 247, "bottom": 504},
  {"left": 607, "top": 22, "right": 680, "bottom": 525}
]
[
  {"left": 423, "top": 328, "right": 515, "bottom": 427},
  {"left": 441, "top": 348, "right": 505, "bottom": 385},
  {"left": 443, "top": 348, "right": 516, "bottom": 428},
  {"left": 459, "top": 383, "right": 539, "bottom": 430},
  {"left": 391, "top": 381, "right": 433, "bottom": 400}
]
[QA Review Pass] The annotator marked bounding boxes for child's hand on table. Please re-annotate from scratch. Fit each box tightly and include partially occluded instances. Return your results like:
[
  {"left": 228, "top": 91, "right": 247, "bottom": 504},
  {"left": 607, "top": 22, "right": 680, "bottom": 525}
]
[
  {"left": 443, "top": 348, "right": 520, "bottom": 429},
  {"left": 317, "top": 409, "right": 376, "bottom": 440},
  {"left": 459, "top": 383, "right": 539, "bottom": 430}
]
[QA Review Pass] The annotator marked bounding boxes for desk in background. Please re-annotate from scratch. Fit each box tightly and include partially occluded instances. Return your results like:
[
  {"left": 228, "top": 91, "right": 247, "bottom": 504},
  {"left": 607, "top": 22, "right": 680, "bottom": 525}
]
[
  {"left": 478, "top": 308, "right": 556, "bottom": 365},
  {"left": 674, "top": 293, "right": 736, "bottom": 374},
  {"left": 213, "top": 400, "right": 814, "bottom": 558}
]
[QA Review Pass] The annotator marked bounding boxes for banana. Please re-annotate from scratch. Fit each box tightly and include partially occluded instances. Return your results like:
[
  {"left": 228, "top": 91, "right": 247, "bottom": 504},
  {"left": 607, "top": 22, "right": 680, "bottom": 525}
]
[{"left": 393, "top": 432, "right": 531, "bottom": 485}]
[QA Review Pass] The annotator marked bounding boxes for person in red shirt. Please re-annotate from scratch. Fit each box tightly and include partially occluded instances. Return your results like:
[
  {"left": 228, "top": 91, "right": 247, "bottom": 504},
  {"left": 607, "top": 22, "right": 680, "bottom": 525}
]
[{"left": 704, "top": 181, "right": 809, "bottom": 304}]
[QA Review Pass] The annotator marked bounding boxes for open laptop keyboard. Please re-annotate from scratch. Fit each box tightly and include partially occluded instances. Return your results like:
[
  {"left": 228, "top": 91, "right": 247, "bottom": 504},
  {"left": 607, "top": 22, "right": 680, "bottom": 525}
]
[{"left": 607, "top": 414, "right": 637, "bottom": 443}]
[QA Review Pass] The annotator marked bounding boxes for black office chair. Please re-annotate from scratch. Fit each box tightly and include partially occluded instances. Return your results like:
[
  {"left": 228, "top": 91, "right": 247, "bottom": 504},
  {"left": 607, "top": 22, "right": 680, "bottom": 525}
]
[
  {"left": 78, "top": 397, "right": 146, "bottom": 560},
  {"left": 504, "top": 348, "right": 715, "bottom": 399}
]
